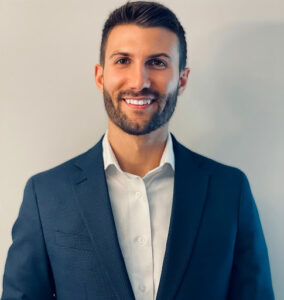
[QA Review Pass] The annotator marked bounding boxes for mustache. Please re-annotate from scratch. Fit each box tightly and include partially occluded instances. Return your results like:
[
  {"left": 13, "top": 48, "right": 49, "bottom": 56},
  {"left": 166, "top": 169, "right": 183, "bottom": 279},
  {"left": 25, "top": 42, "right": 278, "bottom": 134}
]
[{"left": 117, "top": 88, "right": 161, "bottom": 100}]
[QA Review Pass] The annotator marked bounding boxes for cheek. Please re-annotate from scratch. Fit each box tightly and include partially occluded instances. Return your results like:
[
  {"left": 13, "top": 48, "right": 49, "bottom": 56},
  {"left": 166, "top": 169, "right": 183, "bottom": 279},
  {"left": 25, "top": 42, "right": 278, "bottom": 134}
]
[
  {"left": 103, "top": 68, "right": 125, "bottom": 92},
  {"left": 154, "top": 72, "right": 179, "bottom": 95},
  {"left": 167, "top": 79, "right": 179, "bottom": 93}
]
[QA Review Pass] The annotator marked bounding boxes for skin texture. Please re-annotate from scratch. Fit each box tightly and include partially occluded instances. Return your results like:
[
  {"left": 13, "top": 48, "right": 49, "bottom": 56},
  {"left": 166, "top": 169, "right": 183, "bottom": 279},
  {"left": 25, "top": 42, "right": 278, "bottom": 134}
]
[{"left": 95, "top": 24, "right": 190, "bottom": 177}]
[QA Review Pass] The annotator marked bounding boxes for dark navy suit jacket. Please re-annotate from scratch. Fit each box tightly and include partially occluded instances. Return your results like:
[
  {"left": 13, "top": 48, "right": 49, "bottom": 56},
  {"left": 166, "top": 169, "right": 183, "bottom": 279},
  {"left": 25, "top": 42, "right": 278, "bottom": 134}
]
[{"left": 2, "top": 135, "right": 274, "bottom": 299}]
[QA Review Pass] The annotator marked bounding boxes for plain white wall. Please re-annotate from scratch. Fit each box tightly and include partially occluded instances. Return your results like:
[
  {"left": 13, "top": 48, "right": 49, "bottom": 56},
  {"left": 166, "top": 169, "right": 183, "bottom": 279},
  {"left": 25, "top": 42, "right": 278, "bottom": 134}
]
[{"left": 1, "top": 0, "right": 283, "bottom": 297}]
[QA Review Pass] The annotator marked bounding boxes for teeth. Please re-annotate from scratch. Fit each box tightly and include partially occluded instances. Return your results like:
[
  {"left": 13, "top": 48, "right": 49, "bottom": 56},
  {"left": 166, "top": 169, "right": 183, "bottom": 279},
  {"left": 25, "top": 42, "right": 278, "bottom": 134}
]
[{"left": 125, "top": 99, "right": 153, "bottom": 105}]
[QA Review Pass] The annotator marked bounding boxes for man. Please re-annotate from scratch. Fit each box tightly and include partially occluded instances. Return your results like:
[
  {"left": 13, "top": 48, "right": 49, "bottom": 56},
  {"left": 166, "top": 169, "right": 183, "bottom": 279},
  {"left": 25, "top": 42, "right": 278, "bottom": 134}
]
[{"left": 1, "top": 1, "right": 274, "bottom": 299}]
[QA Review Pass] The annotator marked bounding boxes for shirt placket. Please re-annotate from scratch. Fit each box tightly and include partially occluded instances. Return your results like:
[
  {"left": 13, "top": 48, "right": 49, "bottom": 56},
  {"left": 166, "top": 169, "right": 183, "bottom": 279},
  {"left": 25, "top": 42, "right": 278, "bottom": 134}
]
[{"left": 128, "top": 175, "right": 154, "bottom": 300}]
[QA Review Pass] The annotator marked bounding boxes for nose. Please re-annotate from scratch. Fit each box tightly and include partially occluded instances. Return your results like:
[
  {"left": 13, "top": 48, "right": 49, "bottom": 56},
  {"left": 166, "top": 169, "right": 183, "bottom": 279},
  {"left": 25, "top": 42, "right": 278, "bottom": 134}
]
[{"left": 128, "top": 63, "right": 151, "bottom": 91}]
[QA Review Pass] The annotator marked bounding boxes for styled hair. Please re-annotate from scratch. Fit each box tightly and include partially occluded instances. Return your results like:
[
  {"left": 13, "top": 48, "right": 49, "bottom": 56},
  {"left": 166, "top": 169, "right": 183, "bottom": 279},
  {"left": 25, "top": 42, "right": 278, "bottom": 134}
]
[{"left": 100, "top": 1, "right": 187, "bottom": 71}]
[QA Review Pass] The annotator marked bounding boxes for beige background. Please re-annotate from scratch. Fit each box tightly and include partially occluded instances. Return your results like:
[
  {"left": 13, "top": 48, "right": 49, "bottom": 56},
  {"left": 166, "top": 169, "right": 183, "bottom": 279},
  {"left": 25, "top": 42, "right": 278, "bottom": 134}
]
[{"left": 1, "top": 0, "right": 283, "bottom": 297}]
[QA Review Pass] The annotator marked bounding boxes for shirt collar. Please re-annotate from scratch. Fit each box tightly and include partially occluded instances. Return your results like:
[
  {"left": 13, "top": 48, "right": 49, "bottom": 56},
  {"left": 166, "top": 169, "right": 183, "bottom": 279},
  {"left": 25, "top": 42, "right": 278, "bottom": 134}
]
[{"left": 102, "top": 130, "right": 175, "bottom": 173}]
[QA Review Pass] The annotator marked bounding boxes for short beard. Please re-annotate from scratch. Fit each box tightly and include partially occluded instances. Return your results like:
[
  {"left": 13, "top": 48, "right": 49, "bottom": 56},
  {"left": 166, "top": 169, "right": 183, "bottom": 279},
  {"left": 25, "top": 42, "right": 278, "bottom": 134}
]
[{"left": 103, "top": 87, "right": 179, "bottom": 136}]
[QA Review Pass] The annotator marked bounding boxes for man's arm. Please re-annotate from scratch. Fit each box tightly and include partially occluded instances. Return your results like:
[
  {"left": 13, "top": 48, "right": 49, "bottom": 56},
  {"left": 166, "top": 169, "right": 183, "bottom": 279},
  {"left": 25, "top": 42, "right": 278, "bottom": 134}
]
[
  {"left": 1, "top": 177, "right": 56, "bottom": 300},
  {"left": 227, "top": 174, "right": 274, "bottom": 299}
]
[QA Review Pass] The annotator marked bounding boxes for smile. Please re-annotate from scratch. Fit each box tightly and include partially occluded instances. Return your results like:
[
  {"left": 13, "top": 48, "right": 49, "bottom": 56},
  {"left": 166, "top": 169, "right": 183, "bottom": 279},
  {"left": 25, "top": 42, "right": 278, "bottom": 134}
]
[
  {"left": 123, "top": 98, "right": 154, "bottom": 105},
  {"left": 122, "top": 97, "right": 156, "bottom": 110}
]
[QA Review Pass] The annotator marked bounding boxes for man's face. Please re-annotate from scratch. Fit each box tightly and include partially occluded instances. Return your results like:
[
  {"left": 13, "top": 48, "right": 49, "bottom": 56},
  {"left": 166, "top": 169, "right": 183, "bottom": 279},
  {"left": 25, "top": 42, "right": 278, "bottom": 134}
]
[{"left": 95, "top": 24, "right": 189, "bottom": 135}]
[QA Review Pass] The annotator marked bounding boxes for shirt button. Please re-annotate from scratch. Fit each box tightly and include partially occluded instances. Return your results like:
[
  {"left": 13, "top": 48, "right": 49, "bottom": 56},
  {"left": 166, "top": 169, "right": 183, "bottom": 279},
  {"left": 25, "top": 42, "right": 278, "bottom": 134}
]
[
  {"left": 135, "top": 191, "right": 142, "bottom": 198},
  {"left": 135, "top": 235, "right": 146, "bottom": 246},
  {"left": 139, "top": 284, "right": 146, "bottom": 292}
]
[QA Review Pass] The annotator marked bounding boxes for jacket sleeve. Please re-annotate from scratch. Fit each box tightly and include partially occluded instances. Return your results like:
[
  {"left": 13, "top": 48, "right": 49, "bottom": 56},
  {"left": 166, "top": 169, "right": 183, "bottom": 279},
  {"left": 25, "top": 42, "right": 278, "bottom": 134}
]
[
  {"left": 227, "top": 173, "right": 274, "bottom": 299},
  {"left": 1, "top": 177, "right": 56, "bottom": 300}
]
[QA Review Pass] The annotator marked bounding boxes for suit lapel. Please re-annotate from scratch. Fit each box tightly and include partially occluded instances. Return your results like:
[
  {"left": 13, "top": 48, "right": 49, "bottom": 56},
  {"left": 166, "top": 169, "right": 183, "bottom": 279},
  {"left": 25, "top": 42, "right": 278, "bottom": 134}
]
[
  {"left": 70, "top": 134, "right": 210, "bottom": 300},
  {"left": 71, "top": 137, "right": 135, "bottom": 300},
  {"left": 156, "top": 135, "right": 210, "bottom": 300}
]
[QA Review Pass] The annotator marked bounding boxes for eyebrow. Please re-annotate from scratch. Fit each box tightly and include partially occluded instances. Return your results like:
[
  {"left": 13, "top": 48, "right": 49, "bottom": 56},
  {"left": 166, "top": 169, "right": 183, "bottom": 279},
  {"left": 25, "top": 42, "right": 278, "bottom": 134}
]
[{"left": 109, "top": 52, "right": 171, "bottom": 60}]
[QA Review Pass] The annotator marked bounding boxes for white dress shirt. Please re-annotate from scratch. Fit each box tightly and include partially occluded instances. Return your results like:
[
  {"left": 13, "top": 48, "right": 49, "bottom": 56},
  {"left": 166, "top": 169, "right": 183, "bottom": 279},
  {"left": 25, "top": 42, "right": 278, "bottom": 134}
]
[{"left": 102, "top": 131, "right": 175, "bottom": 300}]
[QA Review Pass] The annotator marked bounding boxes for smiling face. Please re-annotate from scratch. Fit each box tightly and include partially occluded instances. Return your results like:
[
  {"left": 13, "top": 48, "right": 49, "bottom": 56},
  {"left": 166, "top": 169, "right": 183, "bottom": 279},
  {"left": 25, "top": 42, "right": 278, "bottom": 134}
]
[{"left": 95, "top": 24, "right": 189, "bottom": 136}]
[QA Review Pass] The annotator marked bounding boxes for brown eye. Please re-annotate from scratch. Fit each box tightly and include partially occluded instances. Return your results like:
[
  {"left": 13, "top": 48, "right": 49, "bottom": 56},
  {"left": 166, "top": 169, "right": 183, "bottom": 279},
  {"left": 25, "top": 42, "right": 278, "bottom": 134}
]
[
  {"left": 148, "top": 59, "right": 167, "bottom": 68},
  {"left": 116, "top": 58, "right": 130, "bottom": 64}
]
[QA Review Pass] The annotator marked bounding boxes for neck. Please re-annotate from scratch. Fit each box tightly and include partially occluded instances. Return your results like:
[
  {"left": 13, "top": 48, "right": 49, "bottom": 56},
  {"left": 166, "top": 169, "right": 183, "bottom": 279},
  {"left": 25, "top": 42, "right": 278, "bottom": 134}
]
[{"left": 107, "top": 121, "right": 169, "bottom": 177}]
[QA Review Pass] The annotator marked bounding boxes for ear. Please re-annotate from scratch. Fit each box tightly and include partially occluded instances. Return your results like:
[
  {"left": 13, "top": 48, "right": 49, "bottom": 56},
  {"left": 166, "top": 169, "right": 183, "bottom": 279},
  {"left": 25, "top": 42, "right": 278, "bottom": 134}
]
[
  {"left": 94, "top": 64, "right": 104, "bottom": 93},
  {"left": 178, "top": 67, "right": 190, "bottom": 96}
]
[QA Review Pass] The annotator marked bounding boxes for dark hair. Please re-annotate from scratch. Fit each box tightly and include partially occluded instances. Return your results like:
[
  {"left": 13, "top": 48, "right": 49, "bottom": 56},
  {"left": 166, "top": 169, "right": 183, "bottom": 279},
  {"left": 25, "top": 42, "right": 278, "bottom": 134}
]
[{"left": 100, "top": 1, "right": 187, "bottom": 71}]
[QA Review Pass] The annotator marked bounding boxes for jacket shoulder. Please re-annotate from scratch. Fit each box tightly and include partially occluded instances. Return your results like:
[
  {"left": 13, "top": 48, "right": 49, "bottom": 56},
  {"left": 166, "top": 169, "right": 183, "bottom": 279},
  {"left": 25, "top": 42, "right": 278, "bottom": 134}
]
[
  {"left": 173, "top": 137, "right": 247, "bottom": 181},
  {"left": 28, "top": 139, "right": 102, "bottom": 184}
]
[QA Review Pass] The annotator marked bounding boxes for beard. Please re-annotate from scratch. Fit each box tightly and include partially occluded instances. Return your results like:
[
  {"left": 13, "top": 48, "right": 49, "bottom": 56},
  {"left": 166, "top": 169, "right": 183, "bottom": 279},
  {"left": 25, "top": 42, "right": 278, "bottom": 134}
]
[{"left": 103, "top": 87, "right": 179, "bottom": 136}]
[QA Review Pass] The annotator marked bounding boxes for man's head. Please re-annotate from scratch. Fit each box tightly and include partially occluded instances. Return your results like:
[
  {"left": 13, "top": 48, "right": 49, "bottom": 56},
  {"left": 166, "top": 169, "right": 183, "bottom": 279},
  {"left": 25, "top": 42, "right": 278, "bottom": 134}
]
[
  {"left": 95, "top": 1, "right": 190, "bottom": 136},
  {"left": 100, "top": 1, "right": 187, "bottom": 72}
]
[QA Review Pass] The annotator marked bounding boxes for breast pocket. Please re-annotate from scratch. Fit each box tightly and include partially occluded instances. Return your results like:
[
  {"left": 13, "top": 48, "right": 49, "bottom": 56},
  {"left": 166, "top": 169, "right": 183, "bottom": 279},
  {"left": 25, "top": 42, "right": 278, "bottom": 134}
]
[{"left": 55, "top": 230, "right": 94, "bottom": 251}]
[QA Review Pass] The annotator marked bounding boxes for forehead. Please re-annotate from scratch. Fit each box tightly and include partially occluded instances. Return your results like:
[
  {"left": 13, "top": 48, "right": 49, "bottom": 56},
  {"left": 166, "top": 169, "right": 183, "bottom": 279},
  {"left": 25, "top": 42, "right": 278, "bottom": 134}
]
[{"left": 105, "top": 24, "right": 179, "bottom": 58}]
